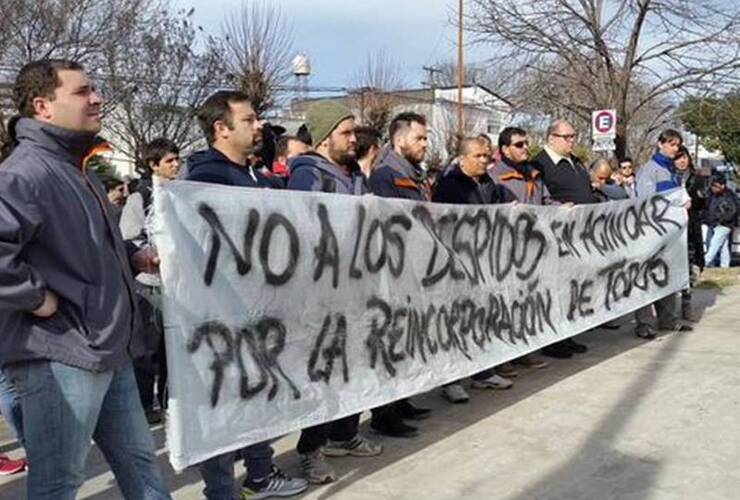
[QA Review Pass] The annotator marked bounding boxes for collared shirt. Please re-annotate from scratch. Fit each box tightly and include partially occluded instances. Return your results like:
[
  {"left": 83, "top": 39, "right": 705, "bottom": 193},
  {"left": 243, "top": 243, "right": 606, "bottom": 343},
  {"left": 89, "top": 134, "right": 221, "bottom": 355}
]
[{"left": 544, "top": 145, "right": 574, "bottom": 167}]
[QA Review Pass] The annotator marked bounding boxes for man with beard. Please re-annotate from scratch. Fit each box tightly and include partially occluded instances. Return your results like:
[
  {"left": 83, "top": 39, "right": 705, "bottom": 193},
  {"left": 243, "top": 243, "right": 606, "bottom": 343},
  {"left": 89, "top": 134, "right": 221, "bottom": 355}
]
[
  {"left": 365, "top": 112, "right": 433, "bottom": 437},
  {"left": 288, "top": 101, "right": 383, "bottom": 484},
  {"left": 369, "top": 112, "right": 431, "bottom": 200}
]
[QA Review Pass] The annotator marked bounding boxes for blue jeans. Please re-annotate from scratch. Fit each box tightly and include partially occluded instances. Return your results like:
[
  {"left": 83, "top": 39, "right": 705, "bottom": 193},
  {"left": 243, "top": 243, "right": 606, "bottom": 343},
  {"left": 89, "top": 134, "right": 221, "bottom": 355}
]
[
  {"left": 705, "top": 225, "right": 731, "bottom": 268},
  {"left": 0, "top": 368, "right": 24, "bottom": 444},
  {"left": 6, "top": 360, "right": 170, "bottom": 500},
  {"left": 198, "top": 441, "right": 274, "bottom": 500}
]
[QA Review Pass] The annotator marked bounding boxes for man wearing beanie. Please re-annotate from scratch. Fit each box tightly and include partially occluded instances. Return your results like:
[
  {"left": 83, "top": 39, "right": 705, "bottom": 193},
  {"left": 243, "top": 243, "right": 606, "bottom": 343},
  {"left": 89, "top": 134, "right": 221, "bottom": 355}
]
[
  {"left": 288, "top": 100, "right": 367, "bottom": 193},
  {"left": 287, "top": 101, "right": 383, "bottom": 484}
]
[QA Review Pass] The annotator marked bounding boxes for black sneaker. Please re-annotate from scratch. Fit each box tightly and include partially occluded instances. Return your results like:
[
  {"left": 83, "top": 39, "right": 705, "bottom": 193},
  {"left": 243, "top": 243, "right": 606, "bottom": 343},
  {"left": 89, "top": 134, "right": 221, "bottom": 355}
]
[
  {"left": 564, "top": 338, "right": 588, "bottom": 354},
  {"left": 635, "top": 328, "right": 657, "bottom": 340},
  {"left": 393, "top": 399, "right": 431, "bottom": 420},
  {"left": 542, "top": 343, "right": 573, "bottom": 359},
  {"left": 371, "top": 416, "right": 419, "bottom": 438}
]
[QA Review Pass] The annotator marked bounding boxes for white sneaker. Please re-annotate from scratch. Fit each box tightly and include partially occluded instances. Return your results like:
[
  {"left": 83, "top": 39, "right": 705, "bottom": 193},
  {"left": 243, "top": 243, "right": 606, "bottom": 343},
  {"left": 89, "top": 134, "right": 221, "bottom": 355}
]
[
  {"left": 470, "top": 373, "right": 514, "bottom": 390},
  {"left": 442, "top": 383, "right": 470, "bottom": 404}
]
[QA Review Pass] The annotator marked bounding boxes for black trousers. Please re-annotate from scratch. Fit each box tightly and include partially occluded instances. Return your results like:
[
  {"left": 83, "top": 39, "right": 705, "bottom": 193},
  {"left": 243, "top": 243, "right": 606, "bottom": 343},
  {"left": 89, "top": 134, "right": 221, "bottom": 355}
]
[{"left": 296, "top": 414, "right": 360, "bottom": 454}]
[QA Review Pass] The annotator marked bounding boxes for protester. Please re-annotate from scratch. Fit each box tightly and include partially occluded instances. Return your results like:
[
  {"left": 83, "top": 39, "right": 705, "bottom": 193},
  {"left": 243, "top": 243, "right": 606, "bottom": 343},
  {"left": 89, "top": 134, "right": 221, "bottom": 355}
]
[
  {"left": 186, "top": 90, "right": 308, "bottom": 499},
  {"left": 614, "top": 157, "right": 637, "bottom": 198},
  {"left": 366, "top": 111, "right": 433, "bottom": 437},
  {"left": 354, "top": 126, "right": 382, "bottom": 179},
  {"left": 674, "top": 146, "right": 707, "bottom": 320},
  {"left": 590, "top": 158, "right": 628, "bottom": 201},
  {"left": 272, "top": 135, "right": 309, "bottom": 177},
  {"left": 369, "top": 112, "right": 431, "bottom": 200},
  {"left": 0, "top": 59, "right": 170, "bottom": 498},
  {"left": 103, "top": 174, "right": 129, "bottom": 207},
  {"left": 532, "top": 119, "right": 592, "bottom": 358},
  {"left": 120, "top": 137, "right": 181, "bottom": 424},
  {"left": 432, "top": 136, "right": 514, "bottom": 403},
  {"left": 288, "top": 101, "right": 382, "bottom": 484},
  {"left": 633, "top": 129, "right": 694, "bottom": 339},
  {"left": 488, "top": 126, "right": 553, "bottom": 373},
  {"left": 0, "top": 370, "right": 27, "bottom": 475},
  {"left": 704, "top": 175, "right": 738, "bottom": 268}
]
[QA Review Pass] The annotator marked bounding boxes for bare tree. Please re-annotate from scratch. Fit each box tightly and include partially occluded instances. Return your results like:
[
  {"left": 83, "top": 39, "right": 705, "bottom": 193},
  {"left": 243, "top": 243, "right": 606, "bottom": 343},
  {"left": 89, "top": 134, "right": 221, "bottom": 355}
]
[
  {"left": 431, "top": 59, "right": 522, "bottom": 99},
  {"left": 0, "top": 0, "right": 153, "bottom": 69},
  {"left": 468, "top": 0, "right": 740, "bottom": 158},
  {"left": 0, "top": 0, "right": 157, "bottom": 150},
  {"left": 220, "top": 0, "right": 294, "bottom": 115},
  {"left": 350, "top": 50, "right": 407, "bottom": 133},
  {"left": 100, "top": 8, "right": 222, "bottom": 168}
]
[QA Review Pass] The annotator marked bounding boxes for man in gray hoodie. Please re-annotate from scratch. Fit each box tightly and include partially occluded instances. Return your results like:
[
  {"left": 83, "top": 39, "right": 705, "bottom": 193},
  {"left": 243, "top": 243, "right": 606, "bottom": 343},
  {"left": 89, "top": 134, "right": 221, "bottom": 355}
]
[{"left": 0, "top": 60, "right": 170, "bottom": 499}]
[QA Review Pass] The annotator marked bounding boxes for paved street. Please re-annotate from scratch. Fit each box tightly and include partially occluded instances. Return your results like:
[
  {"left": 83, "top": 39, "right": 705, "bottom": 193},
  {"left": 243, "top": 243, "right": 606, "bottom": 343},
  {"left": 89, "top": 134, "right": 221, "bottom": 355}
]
[{"left": 2, "top": 276, "right": 739, "bottom": 500}]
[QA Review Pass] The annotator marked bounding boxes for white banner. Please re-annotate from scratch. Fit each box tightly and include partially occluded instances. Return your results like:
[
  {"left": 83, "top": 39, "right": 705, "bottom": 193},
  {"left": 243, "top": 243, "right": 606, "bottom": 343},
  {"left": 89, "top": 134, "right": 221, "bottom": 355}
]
[{"left": 152, "top": 181, "right": 688, "bottom": 470}]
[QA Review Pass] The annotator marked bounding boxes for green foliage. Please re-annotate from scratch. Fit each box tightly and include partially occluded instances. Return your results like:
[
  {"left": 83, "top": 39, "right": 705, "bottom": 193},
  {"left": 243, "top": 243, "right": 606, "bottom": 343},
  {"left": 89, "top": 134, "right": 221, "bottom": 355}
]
[
  {"left": 86, "top": 155, "right": 119, "bottom": 184},
  {"left": 679, "top": 92, "right": 740, "bottom": 163}
]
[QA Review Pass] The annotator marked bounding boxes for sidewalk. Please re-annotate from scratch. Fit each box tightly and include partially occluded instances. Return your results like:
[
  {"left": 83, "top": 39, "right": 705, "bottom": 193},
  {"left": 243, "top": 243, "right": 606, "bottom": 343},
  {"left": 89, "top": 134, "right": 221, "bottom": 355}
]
[{"left": 2, "top": 275, "right": 739, "bottom": 499}]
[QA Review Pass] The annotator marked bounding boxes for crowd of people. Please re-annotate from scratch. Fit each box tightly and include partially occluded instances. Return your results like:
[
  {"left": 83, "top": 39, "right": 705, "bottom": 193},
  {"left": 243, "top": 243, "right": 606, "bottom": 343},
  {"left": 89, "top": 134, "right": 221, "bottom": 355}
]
[{"left": 0, "top": 58, "right": 737, "bottom": 499}]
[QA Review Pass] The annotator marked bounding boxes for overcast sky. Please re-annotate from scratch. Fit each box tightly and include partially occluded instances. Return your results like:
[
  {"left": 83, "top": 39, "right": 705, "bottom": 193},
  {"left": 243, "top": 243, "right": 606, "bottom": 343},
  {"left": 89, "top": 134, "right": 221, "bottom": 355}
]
[{"left": 180, "top": 0, "right": 487, "bottom": 89}]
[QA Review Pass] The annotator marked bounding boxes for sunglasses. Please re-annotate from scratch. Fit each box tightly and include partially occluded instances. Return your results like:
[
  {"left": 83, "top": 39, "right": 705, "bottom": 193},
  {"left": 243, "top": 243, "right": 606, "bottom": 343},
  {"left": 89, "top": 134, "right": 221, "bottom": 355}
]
[{"left": 510, "top": 140, "right": 529, "bottom": 148}]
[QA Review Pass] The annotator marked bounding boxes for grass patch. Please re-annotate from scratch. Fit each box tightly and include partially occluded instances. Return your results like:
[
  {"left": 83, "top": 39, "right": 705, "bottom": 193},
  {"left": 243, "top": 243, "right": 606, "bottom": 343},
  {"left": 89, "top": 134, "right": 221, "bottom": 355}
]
[{"left": 695, "top": 268, "right": 740, "bottom": 289}]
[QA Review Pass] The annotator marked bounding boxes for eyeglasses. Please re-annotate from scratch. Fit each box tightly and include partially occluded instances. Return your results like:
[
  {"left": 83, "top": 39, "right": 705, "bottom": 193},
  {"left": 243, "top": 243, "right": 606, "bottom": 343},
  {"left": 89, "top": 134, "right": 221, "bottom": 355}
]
[
  {"left": 552, "top": 133, "right": 577, "bottom": 141},
  {"left": 510, "top": 140, "right": 529, "bottom": 148}
]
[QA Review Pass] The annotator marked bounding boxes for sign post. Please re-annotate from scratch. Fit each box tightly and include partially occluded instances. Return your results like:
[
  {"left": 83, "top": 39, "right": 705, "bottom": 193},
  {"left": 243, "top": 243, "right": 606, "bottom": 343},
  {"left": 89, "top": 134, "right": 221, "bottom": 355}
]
[{"left": 592, "top": 109, "right": 617, "bottom": 152}]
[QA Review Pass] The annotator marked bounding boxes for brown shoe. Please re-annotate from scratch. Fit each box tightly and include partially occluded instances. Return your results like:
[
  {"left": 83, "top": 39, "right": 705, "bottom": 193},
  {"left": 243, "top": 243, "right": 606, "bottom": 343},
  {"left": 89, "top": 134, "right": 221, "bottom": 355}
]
[
  {"left": 495, "top": 362, "right": 518, "bottom": 378},
  {"left": 512, "top": 354, "right": 548, "bottom": 369}
]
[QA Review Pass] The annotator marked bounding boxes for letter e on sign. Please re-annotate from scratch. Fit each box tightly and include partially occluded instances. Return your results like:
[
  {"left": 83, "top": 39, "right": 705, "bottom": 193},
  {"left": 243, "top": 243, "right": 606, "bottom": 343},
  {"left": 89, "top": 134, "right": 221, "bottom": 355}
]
[{"left": 592, "top": 109, "right": 616, "bottom": 139}]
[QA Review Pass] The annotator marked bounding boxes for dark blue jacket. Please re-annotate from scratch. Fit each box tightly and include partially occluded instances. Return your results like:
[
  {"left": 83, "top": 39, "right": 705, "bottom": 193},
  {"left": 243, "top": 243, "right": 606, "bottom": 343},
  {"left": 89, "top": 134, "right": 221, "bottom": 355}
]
[
  {"left": 287, "top": 152, "right": 367, "bottom": 195},
  {"left": 368, "top": 147, "right": 428, "bottom": 200},
  {"left": 186, "top": 148, "right": 279, "bottom": 189},
  {"left": 707, "top": 189, "right": 738, "bottom": 228},
  {"left": 432, "top": 163, "right": 501, "bottom": 205},
  {"left": 0, "top": 119, "right": 144, "bottom": 370}
]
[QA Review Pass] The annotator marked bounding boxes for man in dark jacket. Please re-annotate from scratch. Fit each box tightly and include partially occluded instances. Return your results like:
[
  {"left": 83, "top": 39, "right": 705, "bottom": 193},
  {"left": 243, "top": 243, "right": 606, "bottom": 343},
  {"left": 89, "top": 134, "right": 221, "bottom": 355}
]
[
  {"left": 533, "top": 120, "right": 597, "bottom": 205},
  {"left": 674, "top": 146, "right": 707, "bottom": 320},
  {"left": 431, "top": 136, "right": 516, "bottom": 404},
  {"left": 186, "top": 91, "right": 307, "bottom": 499},
  {"left": 0, "top": 59, "right": 170, "bottom": 498},
  {"left": 705, "top": 175, "right": 737, "bottom": 268},
  {"left": 369, "top": 111, "right": 430, "bottom": 200},
  {"left": 434, "top": 136, "right": 500, "bottom": 204},
  {"left": 366, "top": 112, "right": 432, "bottom": 438},
  {"left": 532, "top": 120, "right": 592, "bottom": 357},
  {"left": 287, "top": 101, "right": 382, "bottom": 485}
]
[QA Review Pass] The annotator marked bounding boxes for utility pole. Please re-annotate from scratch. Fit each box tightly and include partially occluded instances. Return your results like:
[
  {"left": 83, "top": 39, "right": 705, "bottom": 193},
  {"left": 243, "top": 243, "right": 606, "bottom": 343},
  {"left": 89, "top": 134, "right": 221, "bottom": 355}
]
[
  {"left": 457, "top": 0, "right": 464, "bottom": 141},
  {"left": 422, "top": 65, "right": 442, "bottom": 93}
]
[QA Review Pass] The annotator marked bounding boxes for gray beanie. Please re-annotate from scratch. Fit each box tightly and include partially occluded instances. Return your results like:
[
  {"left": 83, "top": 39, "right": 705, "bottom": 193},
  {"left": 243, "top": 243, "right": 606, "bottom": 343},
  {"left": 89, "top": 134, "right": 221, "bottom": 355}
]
[{"left": 305, "top": 100, "right": 354, "bottom": 147}]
